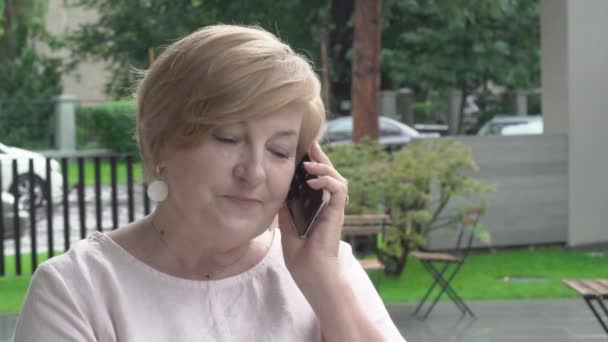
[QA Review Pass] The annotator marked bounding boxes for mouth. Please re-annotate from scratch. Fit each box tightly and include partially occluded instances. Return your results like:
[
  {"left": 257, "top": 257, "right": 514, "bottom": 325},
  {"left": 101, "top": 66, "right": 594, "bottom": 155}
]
[{"left": 222, "top": 195, "right": 263, "bottom": 209}]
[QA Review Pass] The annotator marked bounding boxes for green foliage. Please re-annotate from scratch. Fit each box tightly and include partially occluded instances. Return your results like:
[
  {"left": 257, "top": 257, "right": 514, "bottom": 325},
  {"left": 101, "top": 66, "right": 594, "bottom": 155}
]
[
  {"left": 324, "top": 139, "right": 390, "bottom": 215},
  {"left": 76, "top": 100, "right": 137, "bottom": 152},
  {"left": 0, "top": 50, "right": 62, "bottom": 148},
  {"left": 382, "top": 0, "right": 540, "bottom": 132},
  {"left": 0, "top": 0, "right": 63, "bottom": 149},
  {"left": 66, "top": 0, "right": 327, "bottom": 98},
  {"left": 326, "top": 139, "right": 495, "bottom": 276},
  {"left": 383, "top": 0, "right": 539, "bottom": 91}
]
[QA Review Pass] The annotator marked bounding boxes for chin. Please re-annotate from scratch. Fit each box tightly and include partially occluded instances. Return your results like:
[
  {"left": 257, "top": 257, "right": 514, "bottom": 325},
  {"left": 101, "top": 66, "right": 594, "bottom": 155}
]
[{"left": 218, "top": 216, "right": 273, "bottom": 238}]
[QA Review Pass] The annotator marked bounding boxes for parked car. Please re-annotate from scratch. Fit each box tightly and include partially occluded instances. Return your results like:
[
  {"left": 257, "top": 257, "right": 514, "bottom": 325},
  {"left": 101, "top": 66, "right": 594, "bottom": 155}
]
[
  {"left": 1, "top": 191, "right": 28, "bottom": 239},
  {"left": 322, "top": 116, "right": 439, "bottom": 150},
  {"left": 0, "top": 142, "right": 63, "bottom": 209},
  {"left": 477, "top": 115, "right": 543, "bottom": 136},
  {"left": 500, "top": 120, "right": 543, "bottom": 135}
]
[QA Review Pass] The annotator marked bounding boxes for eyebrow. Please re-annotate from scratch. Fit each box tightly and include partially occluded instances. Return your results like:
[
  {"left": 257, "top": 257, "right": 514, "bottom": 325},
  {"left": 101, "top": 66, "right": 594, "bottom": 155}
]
[{"left": 272, "top": 130, "right": 299, "bottom": 139}]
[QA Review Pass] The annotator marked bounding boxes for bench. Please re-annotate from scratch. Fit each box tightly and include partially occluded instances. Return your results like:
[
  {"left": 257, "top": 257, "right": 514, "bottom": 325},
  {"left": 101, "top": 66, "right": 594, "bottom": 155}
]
[
  {"left": 358, "top": 258, "right": 385, "bottom": 285},
  {"left": 359, "top": 258, "right": 384, "bottom": 272},
  {"left": 342, "top": 214, "right": 391, "bottom": 256},
  {"left": 562, "top": 278, "right": 608, "bottom": 334},
  {"left": 343, "top": 215, "right": 390, "bottom": 285}
]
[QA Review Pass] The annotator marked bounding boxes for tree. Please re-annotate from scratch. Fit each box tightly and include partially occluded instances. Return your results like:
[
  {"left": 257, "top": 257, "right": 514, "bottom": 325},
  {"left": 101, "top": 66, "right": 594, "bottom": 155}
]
[
  {"left": 66, "top": 0, "right": 328, "bottom": 98},
  {"left": 382, "top": 0, "right": 540, "bottom": 133},
  {"left": 351, "top": 0, "right": 381, "bottom": 142},
  {"left": 0, "top": 0, "right": 63, "bottom": 148}
]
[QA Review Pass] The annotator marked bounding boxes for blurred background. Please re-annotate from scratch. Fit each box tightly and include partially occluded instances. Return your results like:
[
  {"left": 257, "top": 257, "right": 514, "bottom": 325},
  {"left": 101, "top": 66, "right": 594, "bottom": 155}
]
[{"left": 1, "top": 0, "right": 607, "bottom": 340}]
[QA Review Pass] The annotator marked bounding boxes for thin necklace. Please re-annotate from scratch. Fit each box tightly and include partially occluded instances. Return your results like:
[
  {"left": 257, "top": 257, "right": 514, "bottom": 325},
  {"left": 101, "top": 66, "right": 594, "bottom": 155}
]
[{"left": 149, "top": 217, "right": 275, "bottom": 280}]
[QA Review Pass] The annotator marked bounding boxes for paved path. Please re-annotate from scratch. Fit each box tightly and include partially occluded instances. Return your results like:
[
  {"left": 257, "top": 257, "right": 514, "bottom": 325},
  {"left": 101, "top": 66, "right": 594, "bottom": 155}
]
[
  {"left": 2, "top": 299, "right": 606, "bottom": 341},
  {"left": 392, "top": 299, "right": 607, "bottom": 341}
]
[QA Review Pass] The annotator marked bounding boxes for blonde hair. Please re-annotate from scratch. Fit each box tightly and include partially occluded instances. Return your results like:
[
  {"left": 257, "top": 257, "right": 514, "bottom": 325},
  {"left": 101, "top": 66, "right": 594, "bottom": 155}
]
[{"left": 135, "top": 25, "right": 326, "bottom": 182}]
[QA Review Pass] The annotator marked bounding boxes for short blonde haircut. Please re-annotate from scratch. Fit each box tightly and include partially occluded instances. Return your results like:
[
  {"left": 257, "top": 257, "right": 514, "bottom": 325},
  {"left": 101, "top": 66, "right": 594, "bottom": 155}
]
[{"left": 135, "top": 25, "right": 326, "bottom": 182}]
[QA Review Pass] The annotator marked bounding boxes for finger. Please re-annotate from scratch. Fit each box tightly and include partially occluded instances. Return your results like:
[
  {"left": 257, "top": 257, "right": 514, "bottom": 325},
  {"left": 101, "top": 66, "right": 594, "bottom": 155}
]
[
  {"left": 303, "top": 161, "right": 346, "bottom": 184},
  {"left": 309, "top": 141, "right": 333, "bottom": 167},
  {"left": 307, "top": 176, "right": 348, "bottom": 208}
]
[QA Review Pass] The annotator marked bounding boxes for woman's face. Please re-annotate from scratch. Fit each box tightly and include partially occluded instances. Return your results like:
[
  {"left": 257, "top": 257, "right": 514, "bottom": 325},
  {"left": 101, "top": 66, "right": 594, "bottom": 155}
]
[{"left": 161, "top": 105, "right": 304, "bottom": 242}]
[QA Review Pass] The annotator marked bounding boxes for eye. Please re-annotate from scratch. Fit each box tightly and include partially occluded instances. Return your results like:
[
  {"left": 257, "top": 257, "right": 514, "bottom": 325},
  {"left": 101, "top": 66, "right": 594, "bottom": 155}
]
[
  {"left": 270, "top": 149, "right": 290, "bottom": 159},
  {"left": 268, "top": 146, "right": 291, "bottom": 159},
  {"left": 214, "top": 135, "right": 239, "bottom": 144}
]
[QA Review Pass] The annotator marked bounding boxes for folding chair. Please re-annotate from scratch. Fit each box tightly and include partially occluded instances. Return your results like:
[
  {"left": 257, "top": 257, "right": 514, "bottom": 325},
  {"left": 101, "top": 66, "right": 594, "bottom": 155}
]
[{"left": 410, "top": 209, "right": 481, "bottom": 320}]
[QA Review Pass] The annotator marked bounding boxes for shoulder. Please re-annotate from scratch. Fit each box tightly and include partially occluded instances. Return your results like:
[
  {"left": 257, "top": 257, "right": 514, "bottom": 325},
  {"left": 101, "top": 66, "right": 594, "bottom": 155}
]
[
  {"left": 30, "top": 232, "right": 125, "bottom": 303},
  {"left": 13, "top": 236, "right": 106, "bottom": 341},
  {"left": 40, "top": 232, "right": 113, "bottom": 277}
]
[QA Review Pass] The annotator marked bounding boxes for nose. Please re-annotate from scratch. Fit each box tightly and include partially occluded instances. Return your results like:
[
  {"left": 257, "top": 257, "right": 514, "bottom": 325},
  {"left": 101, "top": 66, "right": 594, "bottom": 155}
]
[{"left": 233, "top": 150, "right": 266, "bottom": 186}]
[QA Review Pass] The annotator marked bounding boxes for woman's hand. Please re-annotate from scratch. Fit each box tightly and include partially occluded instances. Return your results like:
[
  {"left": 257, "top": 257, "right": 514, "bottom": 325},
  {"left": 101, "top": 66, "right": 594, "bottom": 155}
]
[{"left": 278, "top": 141, "right": 348, "bottom": 284}]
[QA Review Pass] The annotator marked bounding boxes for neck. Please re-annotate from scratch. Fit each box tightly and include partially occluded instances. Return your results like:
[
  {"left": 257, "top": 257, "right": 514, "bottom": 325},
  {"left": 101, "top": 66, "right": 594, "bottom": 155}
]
[{"left": 146, "top": 206, "right": 273, "bottom": 280}]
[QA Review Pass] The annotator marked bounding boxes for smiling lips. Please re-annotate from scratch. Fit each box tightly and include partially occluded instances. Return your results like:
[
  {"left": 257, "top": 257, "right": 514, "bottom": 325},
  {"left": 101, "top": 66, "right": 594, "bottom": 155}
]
[{"left": 223, "top": 195, "right": 263, "bottom": 209}]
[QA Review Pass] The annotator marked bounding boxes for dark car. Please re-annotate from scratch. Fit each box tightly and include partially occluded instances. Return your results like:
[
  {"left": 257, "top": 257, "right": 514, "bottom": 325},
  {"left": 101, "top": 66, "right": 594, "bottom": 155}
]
[{"left": 322, "top": 116, "right": 438, "bottom": 150}]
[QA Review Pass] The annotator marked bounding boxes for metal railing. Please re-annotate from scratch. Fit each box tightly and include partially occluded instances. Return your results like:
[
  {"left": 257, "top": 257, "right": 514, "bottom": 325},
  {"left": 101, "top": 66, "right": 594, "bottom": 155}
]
[{"left": 0, "top": 153, "right": 150, "bottom": 277}]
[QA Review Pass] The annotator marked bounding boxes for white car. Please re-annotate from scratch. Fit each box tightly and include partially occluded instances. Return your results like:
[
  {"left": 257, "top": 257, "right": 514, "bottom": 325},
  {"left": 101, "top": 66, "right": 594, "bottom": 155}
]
[
  {"left": 501, "top": 120, "right": 543, "bottom": 135},
  {"left": 0, "top": 142, "right": 63, "bottom": 209},
  {"left": 477, "top": 115, "right": 543, "bottom": 136},
  {"left": 323, "top": 116, "right": 439, "bottom": 150}
]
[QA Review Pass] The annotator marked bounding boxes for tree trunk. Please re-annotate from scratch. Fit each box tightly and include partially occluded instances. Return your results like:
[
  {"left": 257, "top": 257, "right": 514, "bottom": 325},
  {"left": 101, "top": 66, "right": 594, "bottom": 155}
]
[
  {"left": 395, "top": 244, "right": 411, "bottom": 276},
  {"left": 351, "top": 0, "right": 381, "bottom": 143}
]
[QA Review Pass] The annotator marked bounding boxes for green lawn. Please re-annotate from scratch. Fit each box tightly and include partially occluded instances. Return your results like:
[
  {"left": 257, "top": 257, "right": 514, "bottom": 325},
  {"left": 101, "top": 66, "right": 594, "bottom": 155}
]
[
  {"left": 67, "top": 160, "right": 143, "bottom": 186},
  {"left": 1, "top": 246, "right": 607, "bottom": 313},
  {"left": 373, "top": 246, "right": 608, "bottom": 302},
  {"left": 1, "top": 251, "right": 62, "bottom": 313}
]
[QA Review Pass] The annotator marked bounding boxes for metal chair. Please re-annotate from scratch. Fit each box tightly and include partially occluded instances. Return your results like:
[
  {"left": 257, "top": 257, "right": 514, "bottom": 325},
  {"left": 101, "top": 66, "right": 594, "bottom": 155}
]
[{"left": 410, "top": 209, "right": 481, "bottom": 320}]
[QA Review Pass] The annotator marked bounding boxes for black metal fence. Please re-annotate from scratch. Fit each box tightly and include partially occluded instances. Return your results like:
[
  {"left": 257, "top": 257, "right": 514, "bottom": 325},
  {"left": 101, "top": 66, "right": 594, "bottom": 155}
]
[{"left": 0, "top": 153, "right": 150, "bottom": 277}]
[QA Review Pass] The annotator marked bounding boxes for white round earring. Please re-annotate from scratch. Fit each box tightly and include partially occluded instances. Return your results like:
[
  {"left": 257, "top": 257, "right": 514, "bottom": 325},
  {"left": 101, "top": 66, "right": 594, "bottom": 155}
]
[{"left": 147, "top": 165, "right": 168, "bottom": 202}]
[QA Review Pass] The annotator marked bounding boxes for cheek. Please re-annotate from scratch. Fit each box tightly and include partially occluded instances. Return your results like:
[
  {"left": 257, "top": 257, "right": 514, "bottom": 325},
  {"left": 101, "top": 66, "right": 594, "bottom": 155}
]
[
  {"left": 166, "top": 151, "right": 229, "bottom": 198},
  {"left": 268, "top": 165, "right": 295, "bottom": 201}
]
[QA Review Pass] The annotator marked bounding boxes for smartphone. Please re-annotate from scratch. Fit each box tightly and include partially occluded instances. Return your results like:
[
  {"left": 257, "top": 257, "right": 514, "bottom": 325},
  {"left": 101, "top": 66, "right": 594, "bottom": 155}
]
[{"left": 285, "top": 154, "right": 330, "bottom": 239}]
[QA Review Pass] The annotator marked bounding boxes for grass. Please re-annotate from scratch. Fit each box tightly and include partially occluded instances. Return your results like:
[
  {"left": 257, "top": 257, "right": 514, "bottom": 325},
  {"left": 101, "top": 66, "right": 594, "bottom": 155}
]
[
  {"left": 0, "top": 251, "right": 62, "bottom": 313},
  {"left": 373, "top": 246, "right": 608, "bottom": 302},
  {"left": 66, "top": 160, "right": 143, "bottom": 186},
  {"left": 1, "top": 246, "right": 607, "bottom": 313}
]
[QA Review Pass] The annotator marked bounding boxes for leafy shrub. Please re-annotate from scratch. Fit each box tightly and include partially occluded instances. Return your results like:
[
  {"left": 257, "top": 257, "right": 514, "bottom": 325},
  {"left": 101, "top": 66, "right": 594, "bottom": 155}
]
[
  {"left": 77, "top": 100, "right": 137, "bottom": 152},
  {"left": 326, "top": 138, "right": 495, "bottom": 277}
]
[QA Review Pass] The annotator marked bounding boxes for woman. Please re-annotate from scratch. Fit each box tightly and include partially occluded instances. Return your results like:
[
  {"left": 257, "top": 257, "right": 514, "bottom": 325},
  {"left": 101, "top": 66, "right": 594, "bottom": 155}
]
[{"left": 12, "top": 25, "right": 405, "bottom": 341}]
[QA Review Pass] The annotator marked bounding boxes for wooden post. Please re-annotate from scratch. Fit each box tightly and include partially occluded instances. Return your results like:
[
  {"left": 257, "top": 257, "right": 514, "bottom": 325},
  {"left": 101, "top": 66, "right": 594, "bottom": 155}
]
[{"left": 351, "top": 0, "right": 381, "bottom": 143}]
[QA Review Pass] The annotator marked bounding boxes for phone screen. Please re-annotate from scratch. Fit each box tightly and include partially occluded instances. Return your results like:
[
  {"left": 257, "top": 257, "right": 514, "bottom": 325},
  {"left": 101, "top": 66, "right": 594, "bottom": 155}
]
[{"left": 285, "top": 154, "right": 329, "bottom": 239}]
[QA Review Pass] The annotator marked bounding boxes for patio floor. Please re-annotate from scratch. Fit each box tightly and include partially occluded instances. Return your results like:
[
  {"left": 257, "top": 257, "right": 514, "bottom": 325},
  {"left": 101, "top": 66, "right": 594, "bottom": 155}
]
[
  {"left": 392, "top": 298, "right": 607, "bottom": 341},
  {"left": 1, "top": 299, "right": 606, "bottom": 341}
]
